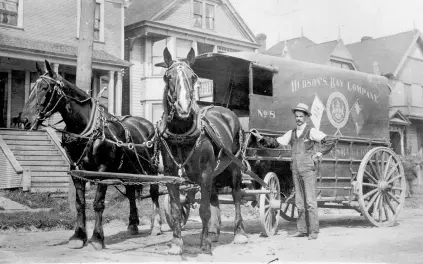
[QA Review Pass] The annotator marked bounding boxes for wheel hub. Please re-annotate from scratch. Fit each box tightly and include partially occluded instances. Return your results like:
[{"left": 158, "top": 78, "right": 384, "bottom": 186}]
[{"left": 378, "top": 180, "right": 390, "bottom": 191}]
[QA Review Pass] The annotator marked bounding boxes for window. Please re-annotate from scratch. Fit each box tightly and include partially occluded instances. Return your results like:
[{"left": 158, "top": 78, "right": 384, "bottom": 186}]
[
  {"left": 330, "top": 60, "right": 354, "bottom": 70},
  {"left": 197, "top": 42, "right": 214, "bottom": 55},
  {"left": 0, "top": 0, "right": 22, "bottom": 27},
  {"left": 205, "top": 4, "right": 214, "bottom": 30},
  {"left": 152, "top": 38, "right": 167, "bottom": 76},
  {"left": 77, "top": 0, "right": 104, "bottom": 42},
  {"left": 193, "top": 1, "right": 202, "bottom": 28},
  {"left": 193, "top": 1, "right": 214, "bottom": 30}
]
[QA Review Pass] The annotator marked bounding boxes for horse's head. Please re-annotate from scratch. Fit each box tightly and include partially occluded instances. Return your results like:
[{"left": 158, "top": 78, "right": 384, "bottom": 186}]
[
  {"left": 162, "top": 47, "right": 197, "bottom": 120},
  {"left": 22, "top": 60, "right": 67, "bottom": 130}
]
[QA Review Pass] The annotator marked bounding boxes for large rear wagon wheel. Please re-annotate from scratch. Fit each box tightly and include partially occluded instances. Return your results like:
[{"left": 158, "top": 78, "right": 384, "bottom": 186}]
[
  {"left": 163, "top": 194, "right": 190, "bottom": 230},
  {"left": 280, "top": 188, "right": 298, "bottom": 222},
  {"left": 357, "top": 147, "right": 406, "bottom": 227},
  {"left": 259, "top": 172, "right": 281, "bottom": 237}
]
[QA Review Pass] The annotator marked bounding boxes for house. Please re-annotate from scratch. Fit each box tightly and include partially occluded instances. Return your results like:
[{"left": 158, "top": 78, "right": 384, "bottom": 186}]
[
  {"left": 123, "top": 0, "right": 260, "bottom": 124},
  {"left": 0, "top": 0, "right": 130, "bottom": 192},
  {"left": 265, "top": 31, "right": 421, "bottom": 156},
  {"left": 0, "top": 0, "right": 130, "bottom": 129},
  {"left": 346, "top": 30, "right": 422, "bottom": 155}
]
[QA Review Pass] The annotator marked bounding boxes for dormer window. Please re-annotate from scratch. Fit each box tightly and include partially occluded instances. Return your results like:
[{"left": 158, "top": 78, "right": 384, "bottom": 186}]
[{"left": 193, "top": 1, "right": 215, "bottom": 30}]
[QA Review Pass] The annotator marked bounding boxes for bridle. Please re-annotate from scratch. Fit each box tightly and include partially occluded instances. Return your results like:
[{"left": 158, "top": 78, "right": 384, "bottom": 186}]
[
  {"left": 30, "top": 74, "right": 91, "bottom": 131},
  {"left": 163, "top": 60, "right": 198, "bottom": 122}
]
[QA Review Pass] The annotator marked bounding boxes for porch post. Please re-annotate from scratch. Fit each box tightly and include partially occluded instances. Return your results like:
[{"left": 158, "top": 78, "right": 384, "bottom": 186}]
[
  {"left": 6, "top": 70, "right": 11, "bottom": 128},
  {"left": 92, "top": 75, "right": 99, "bottom": 98},
  {"left": 115, "top": 70, "right": 122, "bottom": 116},
  {"left": 108, "top": 70, "right": 115, "bottom": 114},
  {"left": 400, "top": 129, "right": 405, "bottom": 156},
  {"left": 24, "top": 70, "right": 30, "bottom": 102}
]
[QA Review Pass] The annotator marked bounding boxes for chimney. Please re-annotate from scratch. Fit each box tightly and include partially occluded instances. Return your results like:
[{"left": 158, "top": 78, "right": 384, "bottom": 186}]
[
  {"left": 256, "top": 33, "right": 267, "bottom": 53},
  {"left": 361, "top": 36, "right": 373, "bottom": 42},
  {"left": 373, "top": 61, "right": 380, "bottom": 75}
]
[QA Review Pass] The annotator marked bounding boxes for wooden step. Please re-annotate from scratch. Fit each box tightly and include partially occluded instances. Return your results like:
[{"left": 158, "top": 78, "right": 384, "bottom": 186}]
[
  {"left": 1, "top": 135, "right": 50, "bottom": 141},
  {"left": 0, "top": 130, "right": 46, "bottom": 136},
  {"left": 15, "top": 155, "right": 65, "bottom": 161},
  {"left": 7, "top": 140, "right": 52, "bottom": 145},
  {"left": 27, "top": 166, "right": 69, "bottom": 172},
  {"left": 32, "top": 176, "right": 70, "bottom": 183},
  {"left": 31, "top": 171, "right": 70, "bottom": 177},
  {"left": 31, "top": 182, "right": 69, "bottom": 188},
  {"left": 8, "top": 145, "right": 56, "bottom": 151},
  {"left": 20, "top": 160, "right": 67, "bottom": 166},
  {"left": 12, "top": 150, "right": 62, "bottom": 156},
  {"left": 31, "top": 187, "right": 68, "bottom": 193}
]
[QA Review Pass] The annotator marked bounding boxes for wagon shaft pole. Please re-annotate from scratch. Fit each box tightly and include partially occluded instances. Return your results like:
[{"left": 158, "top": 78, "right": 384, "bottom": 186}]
[{"left": 69, "top": 170, "right": 186, "bottom": 184}]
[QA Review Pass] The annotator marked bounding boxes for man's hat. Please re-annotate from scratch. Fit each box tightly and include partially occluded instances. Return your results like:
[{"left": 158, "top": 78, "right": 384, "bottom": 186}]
[{"left": 291, "top": 103, "right": 311, "bottom": 117}]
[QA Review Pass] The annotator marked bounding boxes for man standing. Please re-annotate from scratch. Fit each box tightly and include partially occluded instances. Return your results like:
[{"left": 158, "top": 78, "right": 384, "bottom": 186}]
[{"left": 251, "top": 103, "right": 335, "bottom": 240}]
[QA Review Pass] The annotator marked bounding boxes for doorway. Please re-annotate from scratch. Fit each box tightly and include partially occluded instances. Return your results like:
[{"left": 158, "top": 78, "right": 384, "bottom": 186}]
[
  {"left": 390, "top": 131, "right": 401, "bottom": 155},
  {"left": 0, "top": 72, "right": 8, "bottom": 128}
]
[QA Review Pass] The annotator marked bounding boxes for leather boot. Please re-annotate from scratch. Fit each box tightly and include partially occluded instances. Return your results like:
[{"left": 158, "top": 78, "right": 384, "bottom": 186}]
[{"left": 289, "top": 231, "right": 308, "bottom": 237}]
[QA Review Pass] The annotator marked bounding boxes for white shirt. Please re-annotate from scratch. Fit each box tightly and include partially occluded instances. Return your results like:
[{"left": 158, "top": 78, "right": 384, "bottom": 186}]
[{"left": 276, "top": 123, "right": 327, "bottom": 146}]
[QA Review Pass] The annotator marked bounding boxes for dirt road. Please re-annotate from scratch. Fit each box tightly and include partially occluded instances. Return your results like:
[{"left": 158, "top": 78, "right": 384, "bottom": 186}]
[{"left": 1, "top": 206, "right": 423, "bottom": 264}]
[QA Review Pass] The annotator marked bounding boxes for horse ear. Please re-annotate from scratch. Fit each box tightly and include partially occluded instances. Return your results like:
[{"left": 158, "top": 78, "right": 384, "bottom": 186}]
[
  {"left": 164, "top": 47, "right": 173, "bottom": 68},
  {"left": 45, "top": 60, "right": 57, "bottom": 78},
  {"left": 186, "top": 48, "right": 195, "bottom": 66},
  {"left": 35, "top": 62, "right": 43, "bottom": 75}
]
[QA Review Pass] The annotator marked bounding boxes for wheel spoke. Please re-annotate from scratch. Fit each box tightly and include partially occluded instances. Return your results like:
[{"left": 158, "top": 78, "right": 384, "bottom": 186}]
[
  {"left": 384, "top": 193, "right": 397, "bottom": 214},
  {"left": 392, "top": 187, "right": 405, "bottom": 192},
  {"left": 378, "top": 193, "right": 384, "bottom": 222},
  {"left": 374, "top": 152, "right": 383, "bottom": 178},
  {"left": 372, "top": 194, "right": 381, "bottom": 218},
  {"left": 364, "top": 170, "right": 379, "bottom": 184},
  {"left": 365, "top": 192, "right": 380, "bottom": 212},
  {"left": 380, "top": 152, "right": 386, "bottom": 181},
  {"left": 382, "top": 196, "right": 390, "bottom": 221},
  {"left": 362, "top": 182, "right": 378, "bottom": 188},
  {"left": 387, "top": 192, "right": 401, "bottom": 204},
  {"left": 385, "top": 163, "right": 400, "bottom": 181},
  {"left": 383, "top": 155, "right": 393, "bottom": 180},
  {"left": 369, "top": 160, "right": 381, "bottom": 179},
  {"left": 363, "top": 188, "right": 378, "bottom": 200},
  {"left": 387, "top": 175, "right": 402, "bottom": 185}
]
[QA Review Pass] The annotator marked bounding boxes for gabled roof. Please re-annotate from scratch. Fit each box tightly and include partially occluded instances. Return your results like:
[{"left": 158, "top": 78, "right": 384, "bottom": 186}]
[
  {"left": 346, "top": 31, "right": 416, "bottom": 75},
  {"left": 0, "top": 32, "right": 130, "bottom": 67},
  {"left": 125, "top": 0, "right": 172, "bottom": 26},
  {"left": 389, "top": 109, "right": 411, "bottom": 125}
]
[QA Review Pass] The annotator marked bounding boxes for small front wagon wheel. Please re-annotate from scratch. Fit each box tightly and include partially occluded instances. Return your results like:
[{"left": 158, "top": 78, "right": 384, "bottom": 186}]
[
  {"left": 280, "top": 187, "right": 298, "bottom": 222},
  {"left": 357, "top": 147, "right": 406, "bottom": 227},
  {"left": 163, "top": 194, "right": 190, "bottom": 230},
  {"left": 259, "top": 172, "right": 281, "bottom": 237}
]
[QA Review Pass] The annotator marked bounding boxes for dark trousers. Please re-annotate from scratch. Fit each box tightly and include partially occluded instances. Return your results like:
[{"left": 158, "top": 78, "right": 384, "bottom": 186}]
[{"left": 292, "top": 170, "right": 319, "bottom": 234}]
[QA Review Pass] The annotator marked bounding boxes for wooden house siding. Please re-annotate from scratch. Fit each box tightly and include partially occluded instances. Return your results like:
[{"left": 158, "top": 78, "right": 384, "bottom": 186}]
[
  {"left": 102, "top": 1, "right": 124, "bottom": 59},
  {"left": 158, "top": 0, "right": 192, "bottom": 28},
  {"left": 130, "top": 38, "right": 144, "bottom": 117},
  {"left": 214, "top": 4, "right": 247, "bottom": 41},
  {"left": 406, "top": 123, "right": 419, "bottom": 154},
  {"left": 0, "top": 144, "right": 22, "bottom": 190}
]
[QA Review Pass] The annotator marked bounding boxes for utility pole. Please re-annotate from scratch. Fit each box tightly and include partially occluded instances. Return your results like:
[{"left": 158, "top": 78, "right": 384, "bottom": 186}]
[{"left": 69, "top": 0, "right": 96, "bottom": 215}]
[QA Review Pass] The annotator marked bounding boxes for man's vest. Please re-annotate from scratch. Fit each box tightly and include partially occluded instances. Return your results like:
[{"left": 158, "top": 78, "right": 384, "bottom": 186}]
[{"left": 289, "top": 126, "right": 316, "bottom": 173}]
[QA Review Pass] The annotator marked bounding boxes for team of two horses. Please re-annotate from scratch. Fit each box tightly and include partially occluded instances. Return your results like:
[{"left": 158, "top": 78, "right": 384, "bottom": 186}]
[{"left": 21, "top": 48, "right": 248, "bottom": 254}]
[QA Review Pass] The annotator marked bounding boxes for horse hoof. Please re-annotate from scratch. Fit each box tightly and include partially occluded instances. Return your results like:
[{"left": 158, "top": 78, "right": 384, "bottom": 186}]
[
  {"left": 210, "top": 232, "right": 219, "bottom": 242},
  {"left": 166, "top": 243, "right": 183, "bottom": 255},
  {"left": 68, "top": 239, "right": 85, "bottom": 249},
  {"left": 149, "top": 227, "right": 162, "bottom": 236},
  {"left": 127, "top": 225, "right": 139, "bottom": 235},
  {"left": 233, "top": 234, "right": 248, "bottom": 244},
  {"left": 89, "top": 241, "right": 105, "bottom": 250},
  {"left": 201, "top": 243, "right": 212, "bottom": 254}
]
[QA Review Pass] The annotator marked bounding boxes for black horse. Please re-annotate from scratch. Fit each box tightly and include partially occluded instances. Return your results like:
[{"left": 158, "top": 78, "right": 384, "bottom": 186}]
[
  {"left": 159, "top": 48, "right": 248, "bottom": 254},
  {"left": 21, "top": 60, "right": 163, "bottom": 250}
]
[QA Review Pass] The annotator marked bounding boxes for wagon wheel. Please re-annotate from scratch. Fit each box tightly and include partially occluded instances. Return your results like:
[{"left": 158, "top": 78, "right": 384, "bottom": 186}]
[
  {"left": 280, "top": 187, "right": 298, "bottom": 222},
  {"left": 259, "top": 172, "right": 281, "bottom": 237},
  {"left": 357, "top": 147, "right": 406, "bottom": 227},
  {"left": 163, "top": 193, "right": 191, "bottom": 230}
]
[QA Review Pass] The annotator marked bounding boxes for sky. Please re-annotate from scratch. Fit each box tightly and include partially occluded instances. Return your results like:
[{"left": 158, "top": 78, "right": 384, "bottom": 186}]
[{"left": 229, "top": 0, "right": 423, "bottom": 49}]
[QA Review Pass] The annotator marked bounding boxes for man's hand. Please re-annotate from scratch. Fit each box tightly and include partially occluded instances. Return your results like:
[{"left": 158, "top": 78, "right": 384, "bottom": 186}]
[
  {"left": 250, "top": 129, "right": 263, "bottom": 141},
  {"left": 312, "top": 152, "right": 323, "bottom": 162}
]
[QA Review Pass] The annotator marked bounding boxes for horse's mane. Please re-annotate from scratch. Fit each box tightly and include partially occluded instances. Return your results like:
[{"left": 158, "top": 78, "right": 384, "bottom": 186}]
[{"left": 60, "top": 77, "right": 91, "bottom": 102}]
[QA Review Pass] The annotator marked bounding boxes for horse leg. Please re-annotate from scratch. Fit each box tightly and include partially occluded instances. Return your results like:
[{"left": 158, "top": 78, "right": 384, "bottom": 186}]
[
  {"left": 149, "top": 184, "right": 163, "bottom": 236},
  {"left": 208, "top": 183, "right": 221, "bottom": 242},
  {"left": 89, "top": 183, "right": 108, "bottom": 250},
  {"left": 126, "top": 185, "right": 140, "bottom": 235},
  {"left": 166, "top": 183, "right": 183, "bottom": 255},
  {"left": 199, "top": 173, "right": 213, "bottom": 254},
  {"left": 232, "top": 167, "right": 248, "bottom": 244},
  {"left": 68, "top": 177, "right": 88, "bottom": 249}
]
